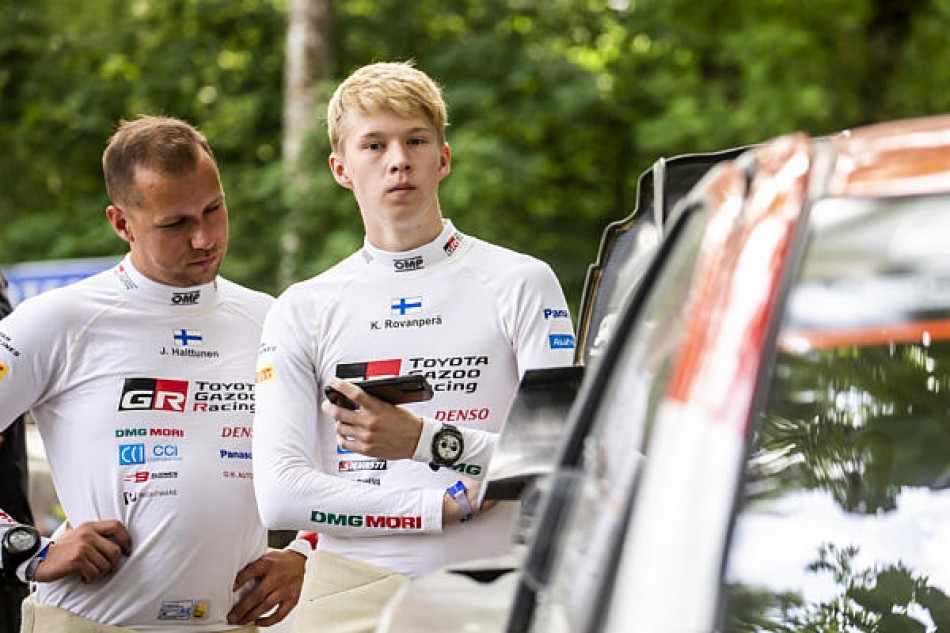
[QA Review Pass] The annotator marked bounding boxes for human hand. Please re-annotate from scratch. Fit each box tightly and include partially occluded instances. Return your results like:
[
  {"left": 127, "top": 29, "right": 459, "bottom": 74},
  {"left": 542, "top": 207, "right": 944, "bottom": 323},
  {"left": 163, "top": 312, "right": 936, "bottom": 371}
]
[
  {"left": 323, "top": 378, "right": 423, "bottom": 460},
  {"left": 33, "top": 520, "right": 132, "bottom": 584},
  {"left": 227, "top": 548, "right": 306, "bottom": 627}
]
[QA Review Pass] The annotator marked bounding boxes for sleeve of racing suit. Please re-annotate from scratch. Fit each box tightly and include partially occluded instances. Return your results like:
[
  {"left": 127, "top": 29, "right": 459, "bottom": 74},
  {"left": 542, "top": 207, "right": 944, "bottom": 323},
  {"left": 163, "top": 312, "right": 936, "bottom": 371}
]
[
  {"left": 0, "top": 295, "right": 63, "bottom": 433},
  {"left": 253, "top": 289, "right": 445, "bottom": 536},
  {"left": 411, "top": 259, "right": 576, "bottom": 469}
]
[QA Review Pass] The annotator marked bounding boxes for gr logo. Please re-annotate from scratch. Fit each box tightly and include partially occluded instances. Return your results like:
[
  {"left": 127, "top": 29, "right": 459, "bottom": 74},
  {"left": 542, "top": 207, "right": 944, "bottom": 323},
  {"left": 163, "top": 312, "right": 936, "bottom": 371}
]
[
  {"left": 119, "top": 378, "right": 188, "bottom": 412},
  {"left": 119, "top": 444, "right": 146, "bottom": 465}
]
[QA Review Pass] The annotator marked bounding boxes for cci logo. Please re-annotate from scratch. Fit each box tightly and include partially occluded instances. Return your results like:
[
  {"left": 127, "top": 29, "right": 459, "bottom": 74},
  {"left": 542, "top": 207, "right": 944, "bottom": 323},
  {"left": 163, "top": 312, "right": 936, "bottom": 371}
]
[
  {"left": 119, "top": 378, "right": 188, "bottom": 412},
  {"left": 119, "top": 444, "right": 146, "bottom": 465}
]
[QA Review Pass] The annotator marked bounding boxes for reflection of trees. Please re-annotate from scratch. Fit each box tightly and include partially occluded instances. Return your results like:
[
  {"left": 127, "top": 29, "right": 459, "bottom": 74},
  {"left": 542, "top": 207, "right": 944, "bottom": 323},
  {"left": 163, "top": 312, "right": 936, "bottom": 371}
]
[
  {"left": 749, "top": 341, "right": 950, "bottom": 513},
  {"left": 724, "top": 338, "right": 950, "bottom": 631},
  {"left": 725, "top": 544, "right": 950, "bottom": 632}
]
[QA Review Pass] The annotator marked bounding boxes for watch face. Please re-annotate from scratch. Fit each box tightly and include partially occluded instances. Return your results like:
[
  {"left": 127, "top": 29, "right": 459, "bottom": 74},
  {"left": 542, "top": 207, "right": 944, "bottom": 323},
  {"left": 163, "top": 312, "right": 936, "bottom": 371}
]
[
  {"left": 6, "top": 528, "right": 38, "bottom": 554},
  {"left": 436, "top": 435, "right": 461, "bottom": 460}
]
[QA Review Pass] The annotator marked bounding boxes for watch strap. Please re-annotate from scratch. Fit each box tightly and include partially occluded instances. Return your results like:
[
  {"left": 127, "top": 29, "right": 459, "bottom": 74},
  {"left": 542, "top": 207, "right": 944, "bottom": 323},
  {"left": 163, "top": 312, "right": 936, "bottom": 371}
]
[
  {"left": 23, "top": 540, "right": 51, "bottom": 583},
  {"left": 446, "top": 480, "right": 474, "bottom": 522}
]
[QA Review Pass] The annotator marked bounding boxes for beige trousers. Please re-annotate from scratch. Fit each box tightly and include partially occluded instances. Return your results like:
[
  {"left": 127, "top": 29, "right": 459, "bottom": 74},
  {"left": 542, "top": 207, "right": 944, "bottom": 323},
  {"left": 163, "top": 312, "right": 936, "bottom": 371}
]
[
  {"left": 292, "top": 551, "right": 408, "bottom": 633},
  {"left": 20, "top": 595, "right": 258, "bottom": 633}
]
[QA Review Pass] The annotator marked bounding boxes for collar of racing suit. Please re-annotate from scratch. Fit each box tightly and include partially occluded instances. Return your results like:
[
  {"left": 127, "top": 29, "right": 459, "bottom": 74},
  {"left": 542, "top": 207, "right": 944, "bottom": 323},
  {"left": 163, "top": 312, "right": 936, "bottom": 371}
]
[
  {"left": 111, "top": 255, "right": 221, "bottom": 312},
  {"left": 360, "top": 219, "right": 470, "bottom": 274}
]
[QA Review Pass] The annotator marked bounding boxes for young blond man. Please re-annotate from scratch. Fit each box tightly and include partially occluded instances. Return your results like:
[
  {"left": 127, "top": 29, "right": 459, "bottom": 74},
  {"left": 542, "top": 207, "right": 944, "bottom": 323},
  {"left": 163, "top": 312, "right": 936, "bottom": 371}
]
[{"left": 253, "top": 62, "right": 575, "bottom": 632}]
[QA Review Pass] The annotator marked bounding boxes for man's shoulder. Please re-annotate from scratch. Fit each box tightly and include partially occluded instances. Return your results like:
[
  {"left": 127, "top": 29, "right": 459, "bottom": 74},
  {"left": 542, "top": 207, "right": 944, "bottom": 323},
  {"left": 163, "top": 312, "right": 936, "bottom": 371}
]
[
  {"left": 1, "top": 271, "right": 118, "bottom": 336},
  {"left": 276, "top": 253, "right": 363, "bottom": 304},
  {"left": 463, "top": 236, "right": 553, "bottom": 277}
]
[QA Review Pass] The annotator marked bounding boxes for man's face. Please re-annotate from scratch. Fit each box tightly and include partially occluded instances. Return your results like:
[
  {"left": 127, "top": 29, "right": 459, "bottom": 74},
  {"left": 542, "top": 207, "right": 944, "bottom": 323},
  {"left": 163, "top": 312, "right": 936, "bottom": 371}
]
[
  {"left": 329, "top": 109, "right": 450, "bottom": 233},
  {"left": 107, "top": 151, "right": 229, "bottom": 287}
]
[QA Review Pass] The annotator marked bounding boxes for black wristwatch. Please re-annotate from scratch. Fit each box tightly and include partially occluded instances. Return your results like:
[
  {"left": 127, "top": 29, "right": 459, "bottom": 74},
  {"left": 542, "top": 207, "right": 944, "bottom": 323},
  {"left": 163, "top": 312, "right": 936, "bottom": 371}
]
[
  {"left": 429, "top": 424, "right": 464, "bottom": 471},
  {"left": 2, "top": 525, "right": 41, "bottom": 581}
]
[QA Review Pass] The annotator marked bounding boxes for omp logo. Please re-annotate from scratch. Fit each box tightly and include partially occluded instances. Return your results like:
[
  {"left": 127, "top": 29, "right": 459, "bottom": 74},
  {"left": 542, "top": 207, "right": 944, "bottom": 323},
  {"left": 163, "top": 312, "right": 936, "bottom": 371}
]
[
  {"left": 0, "top": 363, "right": 8, "bottom": 381},
  {"left": 119, "top": 378, "right": 188, "bottom": 412},
  {"left": 171, "top": 291, "right": 200, "bottom": 305},
  {"left": 119, "top": 444, "right": 145, "bottom": 465},
  {"left": 393, "top": 255, "right": 423, "bottom": 272}
]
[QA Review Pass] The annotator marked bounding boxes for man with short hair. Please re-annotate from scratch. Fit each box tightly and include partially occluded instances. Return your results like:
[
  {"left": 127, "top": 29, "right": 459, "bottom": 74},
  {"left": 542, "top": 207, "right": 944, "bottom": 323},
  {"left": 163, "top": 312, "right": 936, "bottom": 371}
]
[
  {"left": 0, "top": 115, "right": 306, "bottom": 631},
  {"left": 253, "top": 61, "right": 576, "bottom": 632}
]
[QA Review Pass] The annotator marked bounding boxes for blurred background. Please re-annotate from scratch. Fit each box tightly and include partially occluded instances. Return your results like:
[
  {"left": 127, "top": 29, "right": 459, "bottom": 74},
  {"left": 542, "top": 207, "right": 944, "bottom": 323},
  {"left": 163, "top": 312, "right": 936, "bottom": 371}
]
[{"left": 2, "top": 0, "right": 949, "bottom": 530}]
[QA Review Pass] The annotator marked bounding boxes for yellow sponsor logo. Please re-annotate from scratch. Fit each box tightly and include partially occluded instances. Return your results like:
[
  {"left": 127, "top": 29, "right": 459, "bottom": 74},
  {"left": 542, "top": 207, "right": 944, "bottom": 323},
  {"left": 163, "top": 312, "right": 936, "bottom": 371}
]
[
  {"left": 0, "top": 363, "right": 7, "bottom": 381},
  {"left": 255, "top": 365, "right": 275, "bottom": 384}
]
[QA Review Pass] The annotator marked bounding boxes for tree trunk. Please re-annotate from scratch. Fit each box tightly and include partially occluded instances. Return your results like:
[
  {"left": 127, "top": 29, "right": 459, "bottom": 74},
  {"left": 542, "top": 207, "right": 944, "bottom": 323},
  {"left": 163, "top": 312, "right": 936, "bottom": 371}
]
[{"left": 280, "top": 0, "right": 334, "bottom": 289}]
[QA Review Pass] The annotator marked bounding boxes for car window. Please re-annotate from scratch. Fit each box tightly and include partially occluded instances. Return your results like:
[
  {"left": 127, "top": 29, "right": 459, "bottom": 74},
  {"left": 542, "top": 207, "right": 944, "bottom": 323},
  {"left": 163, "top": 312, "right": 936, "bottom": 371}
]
[
  {"left": 722, "top": 194, "right": 950, "bottom": 632},
  {"left": 528, "top": 207, "right": 711, "bottom": 633}
]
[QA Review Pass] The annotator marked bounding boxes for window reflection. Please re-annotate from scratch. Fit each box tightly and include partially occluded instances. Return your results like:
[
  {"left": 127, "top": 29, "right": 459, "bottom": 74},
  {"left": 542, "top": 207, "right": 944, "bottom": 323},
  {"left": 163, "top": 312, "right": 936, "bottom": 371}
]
[{"left": 722, "top": 194, "right": 950, "bottom": 632}]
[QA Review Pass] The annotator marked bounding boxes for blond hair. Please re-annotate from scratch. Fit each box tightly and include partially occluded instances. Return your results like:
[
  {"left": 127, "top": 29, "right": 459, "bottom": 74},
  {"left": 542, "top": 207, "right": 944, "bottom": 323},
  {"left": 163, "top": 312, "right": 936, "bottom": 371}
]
[{"left": 327, "top": 61, "right": 448, "bottom": 152}]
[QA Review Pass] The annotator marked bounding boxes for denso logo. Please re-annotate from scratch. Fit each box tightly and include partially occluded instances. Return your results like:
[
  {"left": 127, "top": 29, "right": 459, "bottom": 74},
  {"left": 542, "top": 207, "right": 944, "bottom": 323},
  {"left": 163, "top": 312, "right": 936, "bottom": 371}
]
[
  {"left": 222, "top": 426, "right": 252, "bottom": 438},
  {"left": 119, "top": 378, "right": 188, "bottom": 412}
]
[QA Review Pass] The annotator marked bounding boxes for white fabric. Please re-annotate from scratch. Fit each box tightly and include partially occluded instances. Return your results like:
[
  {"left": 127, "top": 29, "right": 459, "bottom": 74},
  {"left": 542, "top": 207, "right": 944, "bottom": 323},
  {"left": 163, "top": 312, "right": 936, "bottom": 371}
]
[
  {"left": 254, "top": 221, "right": 575, "bottom": 577},
  {"left": 0, "top": 257, "right": 272, "bottom": 630}
]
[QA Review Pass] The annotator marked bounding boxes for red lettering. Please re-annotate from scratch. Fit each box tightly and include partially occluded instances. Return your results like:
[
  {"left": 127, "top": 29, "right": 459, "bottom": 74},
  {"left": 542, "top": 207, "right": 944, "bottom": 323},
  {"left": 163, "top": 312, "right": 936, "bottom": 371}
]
[
  {"left": 366, "top": 515, "right": 422, "bottom": 530},
  {"left": 222, "top": 426, "right": 252, "bottom": 438},
  {"left": 434, "top": 409, "right": 490, "bottom": 423}
]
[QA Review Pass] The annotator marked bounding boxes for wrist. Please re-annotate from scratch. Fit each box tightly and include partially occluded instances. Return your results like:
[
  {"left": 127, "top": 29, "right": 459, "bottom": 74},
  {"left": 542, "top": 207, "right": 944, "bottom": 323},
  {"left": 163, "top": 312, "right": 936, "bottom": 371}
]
[{"left": 445, "top": 480, "right": 474, "bottom": 523}]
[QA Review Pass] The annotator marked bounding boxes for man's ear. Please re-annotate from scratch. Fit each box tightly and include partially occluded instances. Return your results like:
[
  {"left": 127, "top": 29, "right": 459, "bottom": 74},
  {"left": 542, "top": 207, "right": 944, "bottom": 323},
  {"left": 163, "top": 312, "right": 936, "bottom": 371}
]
[
  {"left": 329, "top": 153, "right": 353, "bottom": 190},
  {"left": 438, "top": 142, "right": 451, "bottom": 181},
  {"left": 106, "top": 205, "right": 134, "bottom": 244}
]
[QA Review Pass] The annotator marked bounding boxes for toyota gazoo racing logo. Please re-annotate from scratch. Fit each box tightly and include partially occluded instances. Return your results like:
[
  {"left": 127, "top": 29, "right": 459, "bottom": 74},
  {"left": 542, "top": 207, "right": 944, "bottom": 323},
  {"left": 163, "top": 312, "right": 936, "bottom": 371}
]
[{"left": 119, "top": 378, "right": 189, "bottom": 412}]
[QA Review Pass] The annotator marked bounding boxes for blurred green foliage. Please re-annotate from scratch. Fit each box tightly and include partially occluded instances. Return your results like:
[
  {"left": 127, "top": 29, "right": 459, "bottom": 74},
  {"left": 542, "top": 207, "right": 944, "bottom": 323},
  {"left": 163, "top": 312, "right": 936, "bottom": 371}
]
[{"left": 1, "top": 0, "right": 948, "bottom": 312}]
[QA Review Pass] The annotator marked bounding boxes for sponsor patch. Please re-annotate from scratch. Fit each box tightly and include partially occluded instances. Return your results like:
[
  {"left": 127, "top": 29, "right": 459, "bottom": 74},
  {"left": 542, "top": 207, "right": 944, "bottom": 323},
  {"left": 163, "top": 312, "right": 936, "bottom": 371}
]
[
  {"left": 543, "top": 308, "right": 570, "bottom": 320},
  {"left": 339, "top": 459, "right": 387, "bottom": 472},
  {"left": 157, "top": 599, "right": 209, "bottom": 621},
  {"left": 256, "top": 365, "right": 275, "bottom": 384},
  {"left": 393, "top": 255, "right": 424, "bottom": 273},
  {"left": 171, "top": 291, "right": 200, "bottom": 306},
  {"left": 443, "top": 232, "right": 463, "bottom": 256},
  {"left": 549, "top": 334, "right": 576, "bottom": 349},
  {"left": 0, "top": 363, "right": 7, "bottom": 381},
  {"left": 119, "top": 378, "right": 189, "bottom": 412},
  {"left": 119, "top": 444, "right": 145, "bottom": 465},
  {"left": 336, "top": 359, "right": 402, "bottom": 380}
]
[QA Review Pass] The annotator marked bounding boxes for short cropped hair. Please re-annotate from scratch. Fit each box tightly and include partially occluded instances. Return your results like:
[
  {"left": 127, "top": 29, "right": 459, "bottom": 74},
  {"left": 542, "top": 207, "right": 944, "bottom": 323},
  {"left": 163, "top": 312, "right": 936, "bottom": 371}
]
[
  {"left": 103, "top": 115, "right": 216, "bottom": 207},
  {"left": 327, "top": 61, "right": 448, "bottom": 153}
]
